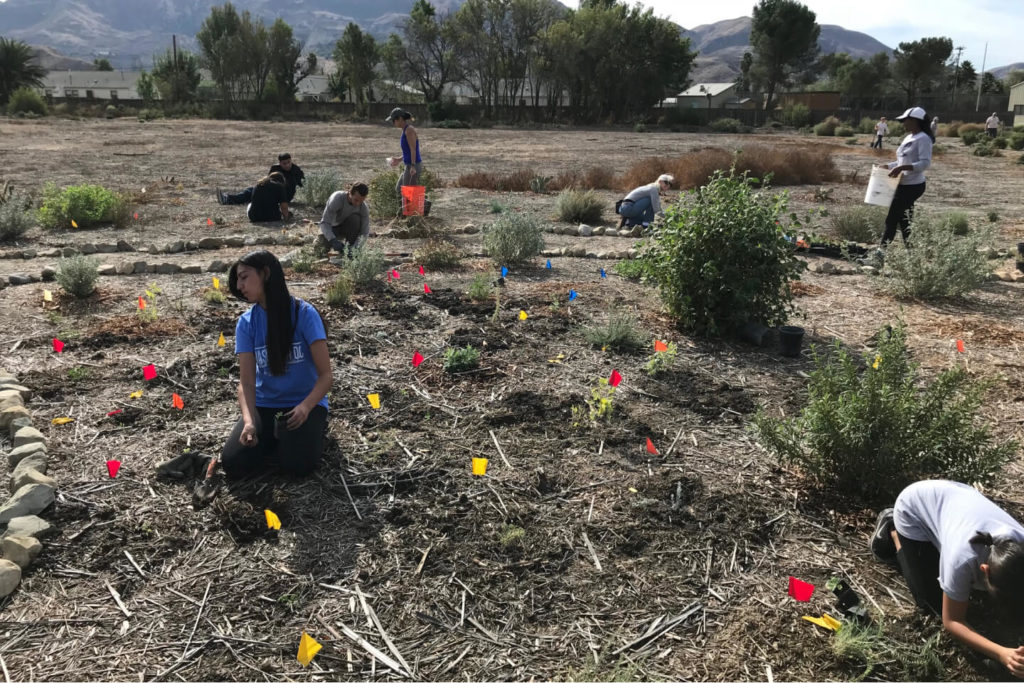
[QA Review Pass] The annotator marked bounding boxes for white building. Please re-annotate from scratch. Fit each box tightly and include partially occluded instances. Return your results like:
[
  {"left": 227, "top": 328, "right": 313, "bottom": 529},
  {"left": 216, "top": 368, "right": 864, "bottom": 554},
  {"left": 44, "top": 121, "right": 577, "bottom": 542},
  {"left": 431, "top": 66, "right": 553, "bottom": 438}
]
[
  {"left": 1009, "top": 81, "right": 1024, "bottom": 128},
  {"left": 40, "top": 70, "right": 143, "bottom": 101}
]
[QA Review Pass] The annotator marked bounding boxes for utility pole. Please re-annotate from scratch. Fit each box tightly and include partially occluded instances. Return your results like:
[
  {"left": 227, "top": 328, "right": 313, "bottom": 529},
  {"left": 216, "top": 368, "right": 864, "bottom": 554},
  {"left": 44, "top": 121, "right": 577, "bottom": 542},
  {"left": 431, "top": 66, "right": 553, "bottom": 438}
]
[
  {"left": 951, "top": 45, "right": 964, "bottom": 107},
  {"left": 976, "top": 42, "right": 987, "bottom": 112}
]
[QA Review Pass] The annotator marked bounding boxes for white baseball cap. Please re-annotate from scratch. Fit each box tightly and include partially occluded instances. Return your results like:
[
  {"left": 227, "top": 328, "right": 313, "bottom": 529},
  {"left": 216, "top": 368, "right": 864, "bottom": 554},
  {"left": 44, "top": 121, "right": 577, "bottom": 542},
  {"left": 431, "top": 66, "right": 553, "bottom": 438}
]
[{"left": 896, "top": 106, "right": 926, "bottom": 121}]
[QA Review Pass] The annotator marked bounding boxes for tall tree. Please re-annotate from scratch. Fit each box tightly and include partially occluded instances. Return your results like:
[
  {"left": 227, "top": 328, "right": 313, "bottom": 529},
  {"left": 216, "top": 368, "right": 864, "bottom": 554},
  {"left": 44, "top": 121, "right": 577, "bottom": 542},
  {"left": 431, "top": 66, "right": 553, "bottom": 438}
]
[
  {"left": 93, "top": 58, "right": 113, "bottom": 71},
  {"left": 980, "top": 71, "right": 1004, "bottom": 94},
  {"left": 196, "top": 3, "right": 248, "bottom": 106},
  {"left": 0, "top": 38, "right": 46, "bottom": 105},
  {"left": 267, "top": 19, "right": 316, "bottom": 103},
  {"left": 136, "top": 70, "right": 157, "bottom": 103},
  {"left": 836, "top": 53, "right": 890, "bottom": 109},
  {"left": 1004, "top": 70, "right": 1024, "bottom": 89},
  {"left": 333, "top": 23, "right": 379, "bottom": 116},
  {"left": 891, "top": 37, "right": 952, "bottom": 101},
  {"left": 151, "top": 49, "right": 201, "bottom": 104},
  {"left": 391, "top": 0, "right": 460, "bottom": 104},
  {"left": 749, "top": 0, "right": 820, "bottom": 111}
]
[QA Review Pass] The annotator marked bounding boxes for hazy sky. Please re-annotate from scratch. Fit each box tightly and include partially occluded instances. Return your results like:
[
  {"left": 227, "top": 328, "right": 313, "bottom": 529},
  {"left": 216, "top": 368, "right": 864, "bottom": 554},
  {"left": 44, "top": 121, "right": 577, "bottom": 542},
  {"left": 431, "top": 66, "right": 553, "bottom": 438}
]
[{"left": 578, "top": 0, "right": 1021, "bottom": 69}]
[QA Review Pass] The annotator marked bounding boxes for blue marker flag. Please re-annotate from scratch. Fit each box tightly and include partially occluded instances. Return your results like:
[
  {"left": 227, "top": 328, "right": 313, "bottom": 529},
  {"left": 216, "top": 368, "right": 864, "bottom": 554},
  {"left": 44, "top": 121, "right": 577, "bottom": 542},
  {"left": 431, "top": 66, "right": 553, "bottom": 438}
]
[
  {"left": 600, "top": 268, "right": 606, "bottom": 278},
  {"left": 546, "top": 259, "right": 552, "bottom": 269},
  {"left": 569, "top": 289, "right": 578, "bottom": 301},
  {"left": 501, "top": 266, "right": 508, "bottom": 278}
]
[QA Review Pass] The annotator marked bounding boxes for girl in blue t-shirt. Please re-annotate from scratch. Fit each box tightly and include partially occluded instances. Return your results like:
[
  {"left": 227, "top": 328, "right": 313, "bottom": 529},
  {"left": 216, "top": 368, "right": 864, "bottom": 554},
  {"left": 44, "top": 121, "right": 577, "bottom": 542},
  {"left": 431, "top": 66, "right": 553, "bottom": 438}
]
[{"left": 223, "top": 250, "right": 332, "bottom": 478}]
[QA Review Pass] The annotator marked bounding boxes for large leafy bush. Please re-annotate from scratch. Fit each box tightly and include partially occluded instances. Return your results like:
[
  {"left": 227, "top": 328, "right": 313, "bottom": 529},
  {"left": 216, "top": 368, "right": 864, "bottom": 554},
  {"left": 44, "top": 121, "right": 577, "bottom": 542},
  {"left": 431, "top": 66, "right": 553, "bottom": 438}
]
[
  {"left": 37, "top": 183, "right": 129, "bottom": 230},
  {"left": 483, "top": 212, "right": 544, "bottom": 265}
]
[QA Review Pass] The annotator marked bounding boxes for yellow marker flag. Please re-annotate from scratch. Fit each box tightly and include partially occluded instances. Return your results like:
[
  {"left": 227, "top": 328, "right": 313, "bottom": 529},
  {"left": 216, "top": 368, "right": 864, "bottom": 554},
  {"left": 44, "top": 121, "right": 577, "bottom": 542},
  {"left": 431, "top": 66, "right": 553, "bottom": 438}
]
[
  {"left": 367, "top": 393, "right": 381, "bottom": 410},
  {"left": 217, "top": 333, "right": 226, "bottom": 347},
  {"left": 43, "top": 289, "right": 53, "bottom": 302},
  {"left": 51, "top": 417, "right": 75, "bottom": 425},
  {"left": 212, "top": 277, "right": 220, "bottom": 290},
  {"left": 547, "top": 353, "right": 565, "bottom": 364},
  {"left": 265, "top": 509, "right": 281, "bottom": 530},
  {"left": 872, "top": 355, "right": 881, "bottom": 370},
  {"left": 519, "top": 310, "right": 528, "bottom": 320},
  {"left": 802, "top": 614, "right": 842, "bottom": 632},
  {"left": 129, "top": 390, "right": 143, "bottom": 399},
  {"left": 71, "top": 219, "right": 79, "bottom": 229},
  {"left": 628, "top": 487, "right": 639, "bottom": 493},
  {"left": 296, "top": 631, "right": 322, "bottom": 667}
]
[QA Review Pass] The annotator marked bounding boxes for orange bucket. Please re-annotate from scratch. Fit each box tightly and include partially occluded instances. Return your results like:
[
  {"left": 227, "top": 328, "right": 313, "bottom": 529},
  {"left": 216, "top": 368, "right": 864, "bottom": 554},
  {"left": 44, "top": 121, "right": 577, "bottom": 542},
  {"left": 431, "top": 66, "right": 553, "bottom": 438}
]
[{"left": 401, "top": 185, "right": 426, "bottom": 216}]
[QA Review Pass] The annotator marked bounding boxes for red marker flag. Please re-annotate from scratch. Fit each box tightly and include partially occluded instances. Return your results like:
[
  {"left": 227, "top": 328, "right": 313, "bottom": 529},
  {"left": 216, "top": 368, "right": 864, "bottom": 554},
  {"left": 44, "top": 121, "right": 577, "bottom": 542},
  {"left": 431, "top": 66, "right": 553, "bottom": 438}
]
[
  {"left": 956, "top": 339, "right": 965, "bottom": 353},
  {"left": 207, "top": 218, "right": 213, "bottom": 226},
  {"left": 138, "top": 296, "right": 146, "bottom": 310},
  {"left": 645, "top": 437, "right": 659, "bottom": 455},
  {"left": 171, "top": 393, "right": 184, "bottom": 410},
  {"left": 424, "top": 284, "right": 432, "bottom": 294},
  {"left": 106, "top": 409, "right": 123, "bottom": 417},
  {"left": 106, "top": 460, "right": 121, "bottom": 479},
  {"left": 609, "top": 369, "right": 622, "bottom": 387},
  {"left": 133, "top": 212, "right": 139, "bottom": 220},
  {"left": 654, "top": 340, "right": 669, "bottom": 352},
  {"left": 52, "top": 338, "right": 65, "bottom": 353},
  {"left": 392, "top": 269, "right": 401, "bottom": 279},
  {"left": 142, "top": 364, "right": 157, "bottom": 381},
  {"left": 419, "top": 265, "right": 425, "bottom": 275},
  {"left": 788, "top": 576, "right": 815, "bottom": 602},
  {"left": 412, "top": 351, "right": 424, "bottom": 368}
]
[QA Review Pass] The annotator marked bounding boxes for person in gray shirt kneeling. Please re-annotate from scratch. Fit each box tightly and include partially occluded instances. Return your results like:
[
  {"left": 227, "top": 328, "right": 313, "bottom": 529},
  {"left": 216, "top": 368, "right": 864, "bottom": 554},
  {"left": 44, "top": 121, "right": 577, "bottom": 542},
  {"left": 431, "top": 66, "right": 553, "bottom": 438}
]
[{"left": 318, "top": 183, "right": 370, "bottom": 257}]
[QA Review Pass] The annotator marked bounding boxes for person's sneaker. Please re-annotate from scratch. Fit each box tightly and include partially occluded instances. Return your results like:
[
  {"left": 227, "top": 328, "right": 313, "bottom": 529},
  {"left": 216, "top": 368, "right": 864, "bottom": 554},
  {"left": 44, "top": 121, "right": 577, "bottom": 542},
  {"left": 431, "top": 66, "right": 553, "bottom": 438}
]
[
  {"left": 870, "top": 507, "right": 897, "bottom": 563},
  {"left": 216, "top": 188, "right": 226, "bottom": 205}
]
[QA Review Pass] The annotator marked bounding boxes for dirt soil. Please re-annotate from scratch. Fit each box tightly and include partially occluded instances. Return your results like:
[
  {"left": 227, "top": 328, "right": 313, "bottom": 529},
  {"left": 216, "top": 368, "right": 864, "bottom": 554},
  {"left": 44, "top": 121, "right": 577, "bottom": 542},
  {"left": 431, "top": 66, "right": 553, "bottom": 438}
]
[{"left": 0, "top": 118, "right": 1023, "bottom": 682}]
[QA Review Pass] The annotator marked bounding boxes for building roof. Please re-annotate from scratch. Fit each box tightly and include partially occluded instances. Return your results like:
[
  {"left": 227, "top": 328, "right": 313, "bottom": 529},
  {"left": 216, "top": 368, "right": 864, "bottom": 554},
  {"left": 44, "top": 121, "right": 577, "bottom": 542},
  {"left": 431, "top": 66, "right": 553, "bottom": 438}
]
[
  {"left": 41, "top": 70, "right": 142, "bottom": 89},
  {"left": 676, "top": 83, "right": 735, "bottom": 98}
]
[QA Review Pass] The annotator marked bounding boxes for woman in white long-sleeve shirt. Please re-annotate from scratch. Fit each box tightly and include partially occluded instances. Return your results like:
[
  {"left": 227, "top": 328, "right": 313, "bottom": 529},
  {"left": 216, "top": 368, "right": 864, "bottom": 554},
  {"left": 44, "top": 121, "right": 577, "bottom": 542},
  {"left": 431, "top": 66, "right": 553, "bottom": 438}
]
[
  {"left": 616, "top": 174, "right": 674, "bottom": 228},
  {"left": 879, "top": 106, "right": 933, "bottom": 245}
]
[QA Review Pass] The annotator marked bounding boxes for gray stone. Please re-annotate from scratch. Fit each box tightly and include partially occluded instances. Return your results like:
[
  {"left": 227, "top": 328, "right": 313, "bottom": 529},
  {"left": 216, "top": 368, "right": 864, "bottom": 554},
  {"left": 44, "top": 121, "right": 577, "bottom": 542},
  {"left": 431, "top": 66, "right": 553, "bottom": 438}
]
[
  {"left": 13, "top": 426, "right": 45, "bottom": 449},
  {"left": 60, "top": 247, "right": 80, "bottom": 257},
  {"left": 145, "top": 244, "right": 161, "bottom": 254},
  {"left": 165, "top": 241, "right": 185, "bottom": 254},
  {"left": 182, "top": 264, "right": 203, "bottom": 274},
  {"left": 185, "top": 241, "right": 199, "bottom": 251},
  {"left": 617, "top": 229, "right": 632, "bottom": 237},
  {"left": 6, "top": 442, "right": 46, "bottom": 469},
  {"left": 10, "top": 456, "right": 47, "bottom": 484},
  {"left": 255, "top": 235, "right": 275, "bottom": 245},
  {"left": 592, "top": 226, "right": 606, "bottom": 236},
  {"left": 8, "top": 275, "right": 33, "bottom": 285},
  {"left": 20, "top": 249, "right": 37, "bottom": 259},
  {"left": 94, "top": 243, "right": 118, "bottom": 254},
  {"left": 98, "top": 264, "right": 117, "bottom": 276},
  {"left": 0, "top": 387, "right": 26, "bottom": 403},
  {"left": 116, "top": 239, "right": 135, "bottom": 252},
  {"left": 627, "top": 249, "right": 638, "bottom": 259},
  {"left": 223, "top": 236, "right": 245, "bottom": 247},
  {"left": 859, "top": 265, "right": 877, "bottom": 275},
  {"left": 38, "top": 248, "right": 61, "bottom": 258},
  {"left": 9, "top": 417, "right": 32, "bottom": 432},
  {"left": 41, "top": 265, "right": 57, "bottom": 281},
  {"left": 115, "top": 261, "right": 135, "bottom": 275},
  {"left": 207, "top": 260, "right": 228, "bottom": 273},
  {"left": 289, "top": 235, "right": 305, "bottom": 246},
  {"left": 79, "top": 243, "right": 97, "bottom": 254},
  {"left": 0, "top": 484, "right": 57, "bottom": 524},
  {"left": 0, "top": 395, "right": 22, "bottom": 416},
  {"left": 0, "top": 559, "right": 21, "bottom": 597},
  {"left": 577, "top": 224, "right": 593, "bottom": 237},
  {"left": 11, "top": 467, "right": 56, "bottom": 492},
  {"left": 0, "top": 405, "right": 30, "bottom": 431},
  {"left": 2, "top": 535, "right": 42, "bottom": 569},
  {"left": 3, "top": 515, "right": 55, "bottom": 539},
  {"left": 132, "top": 261, "right": 149, "bottom": 274},
  {"left": 629, "top": 225, "right": 643, "bottom": 237},
  {"left": 243, "top": 236, "right": 258, "bottom": 246},
  {"left": 154, "top": 263, "right": 182, "bottom": 274},
  {"left": 819, "top": 261, "right": 836, "bottom": 274}
]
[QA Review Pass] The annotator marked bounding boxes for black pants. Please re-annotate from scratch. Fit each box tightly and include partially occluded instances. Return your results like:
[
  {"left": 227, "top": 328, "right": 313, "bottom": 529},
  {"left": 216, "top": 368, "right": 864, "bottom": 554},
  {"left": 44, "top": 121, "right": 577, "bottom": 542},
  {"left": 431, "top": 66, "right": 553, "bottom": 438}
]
[
  {"left": 871, "top": 134, "right": 883, "bottom": 149},
  {"left": 221, "top": 405, "right": 327, "bottom": 479},
  {"left": 225, "top": 187, "right": 253, "bottom": 205},
  {"left": 987, "top": 128, "right": 997, "bottom": 138},
  {"left": 896, "top": 532, "right": 943, "bottom": 616},
  {"left": 882, "top": 182, "right": 926, "bottom": 245}
]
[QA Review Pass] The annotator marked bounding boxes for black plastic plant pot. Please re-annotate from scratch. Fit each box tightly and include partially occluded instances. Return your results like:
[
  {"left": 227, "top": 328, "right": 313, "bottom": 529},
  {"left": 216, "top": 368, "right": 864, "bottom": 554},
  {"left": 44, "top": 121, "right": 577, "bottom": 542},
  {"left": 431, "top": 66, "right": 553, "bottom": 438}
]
[
  {"left": 1018, "top": 242, "right": 1024, "bottom": 258},
  {"left": 779, "top": 326, "right": 805, "bottom": 357}
]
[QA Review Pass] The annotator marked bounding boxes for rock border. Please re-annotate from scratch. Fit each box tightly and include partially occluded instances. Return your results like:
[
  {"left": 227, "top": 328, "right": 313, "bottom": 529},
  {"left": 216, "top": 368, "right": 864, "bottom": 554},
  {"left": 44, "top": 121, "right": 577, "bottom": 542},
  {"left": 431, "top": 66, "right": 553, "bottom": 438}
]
[{"left": 0, "top": 369, "right": 56, "bottom": 599}]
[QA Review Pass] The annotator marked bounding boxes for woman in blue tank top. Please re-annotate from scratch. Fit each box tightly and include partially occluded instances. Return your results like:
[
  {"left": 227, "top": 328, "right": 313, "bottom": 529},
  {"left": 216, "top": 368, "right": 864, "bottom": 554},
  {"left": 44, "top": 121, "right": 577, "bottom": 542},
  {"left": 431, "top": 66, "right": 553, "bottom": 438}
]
[{"left": 385, "top": 107, "right": 430, "bottom": 216}]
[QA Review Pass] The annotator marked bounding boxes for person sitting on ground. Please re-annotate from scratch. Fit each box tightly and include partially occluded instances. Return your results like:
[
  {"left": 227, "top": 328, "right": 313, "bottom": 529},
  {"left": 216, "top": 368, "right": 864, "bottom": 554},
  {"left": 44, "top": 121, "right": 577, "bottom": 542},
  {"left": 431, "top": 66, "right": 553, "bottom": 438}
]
[
  {"left": 221, "top": 250, "right": 331, "bottom": 479},
  {"left": 616, "top": 174, "right": 674, "bottom": 228},
  {"left": 217, "top": 172, "right": 290, "bottom": 223},
  {"left": 871, "top": 479, "right": 1024, "bottom": 678},
  {"left": 317, "top": 182, "right": 370, "bottom": 258},
  {"left": 269, "top": 152, "right": 305, "bottom": 203}
]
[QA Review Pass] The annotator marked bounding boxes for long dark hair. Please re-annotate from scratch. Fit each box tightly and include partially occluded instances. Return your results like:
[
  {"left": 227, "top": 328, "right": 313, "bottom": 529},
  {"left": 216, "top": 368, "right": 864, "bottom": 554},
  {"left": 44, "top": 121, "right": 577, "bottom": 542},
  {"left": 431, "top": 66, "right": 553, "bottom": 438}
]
[
  {"left": 228, "top": 250, "right": 294, "bottom": 376},
  {"left": 909, "top": 110, "right": 935, "bottom": 142},
  {"left": 258, "top": 171, "right": 286, "bottom": 187},
  {"left": 971, "top": 531, "right": 1024, "bottom": 608}
]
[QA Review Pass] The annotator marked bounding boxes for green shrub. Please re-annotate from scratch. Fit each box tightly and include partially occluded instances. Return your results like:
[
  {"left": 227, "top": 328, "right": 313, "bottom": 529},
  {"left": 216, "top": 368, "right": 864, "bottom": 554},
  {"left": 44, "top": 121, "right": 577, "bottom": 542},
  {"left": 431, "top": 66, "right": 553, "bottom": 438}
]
[
  {"left": 878, "top": 213, "right": 992, "bottom": 299},
  {"left": 300, "top": 169, "right": 343, "bottom": 207},
  {"left": 779, "top": 102, "right": 812, "bottom": 128},
  {"left": 466, "top": 274, "right": 492, "bottom": 302},
  {"left": 342, "top": 246, "right": 386, "bottom": 288},
  {"left": 637, "top": 170, "right": 805, "bottom": 336},
  {"left": 755, "top": 323, "right": 1016, "bottom": 500},
  {"left": 612, "top": 259, "right": 645, "bottom": 280},
  {"left": 324, "top": 273, "right": 354, "bottom": 307},
  {"left": 857, "top": 116, "right": 876, "bottom": 134},
  {"left": 367, "top": 168, "right": 441, "bottom": 219},
  {"left": 56, "top": 254, "right": 100, "bottom": 298},
  {"left": 529, "top": 175, "right": 552, "bottom": 194},
  {"left": 1009, "top": 133, "right": 1024, "bottom": 150},
  {"left": 973, "top": 141, "right": 1000, "bottom": 157},
  {"left": 1019, "top": 154, "right": 1024, "bottom": 165},
  {"left": 835, "top": 126, "right": 855, "bottom": 137},
  {"left": 434, "top": 119, "right": 470, "bottom": 129},
  {"left": 0, "top": 196, "right": 33, "bottom": 242},
  {"left": 7, "top": 87, "right": 47, "bottom": 116},
  {"left": 992, "top": 136, "right": 1008, "bottom": 149},
  {"left": 644, "top": 341, "right": 677, "bottom": 375},
  {"left": 443, "top": 345, "right": 480, "bottom": 373},
  {"left": 710, "top": 117, "right": 742, "bottom": 133},
  {"left": 414, "top": 239, "right": 463, "bottom": 270},
  {"left": 583, "top": 310, "right": 647, "bottom": 352},
  {"left": 885, "top": 121, "right": 905, "bottom": 138},
  {"left": 987, "top": 210, "right": 999, "bottom": 223},
  {"left": 942, "top": 211, "right": 970, "bottom": 235},
  {"left": 489, "top": 200, "right": 506, "bottom": 214},
  {"left": 291, "top": 246, "right": 316, "bottom": 273},
  {"left": 555, "top": 189, "right": 603, "bottom": 224},
  {"left": 633, "top": 122, "right": 647, "bottom": 133},
  {"left": 483, "top": 212, "right": 544, "bottom": 265},
  {"left": 813, "top": 116, "right": 840, "bottom": 136},
  {"left": 829, "top": 205, "right": 885, "bottom": 243},
  {"left": 37, "top": 183, "right": 128, "bottom": 230},
  {"left": 961, "top": 130, "right": 982, "bottom": 146},
  {"left": 845, "top": 138, "right": 859, "bottom": 145}
]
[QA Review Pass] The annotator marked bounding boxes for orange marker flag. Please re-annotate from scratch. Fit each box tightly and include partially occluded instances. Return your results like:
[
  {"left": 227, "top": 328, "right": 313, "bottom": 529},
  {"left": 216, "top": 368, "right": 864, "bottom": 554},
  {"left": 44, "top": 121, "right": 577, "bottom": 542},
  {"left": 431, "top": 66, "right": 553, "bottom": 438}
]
[
  {"left": 956, "top": 339, "right": 965, "bottom": 353},
  {"left": 171, "top": 393, "right": 184, "bottom": 410},
  {"left": 217, "top": 332, "right": 226, "bottom": 347},
  {"left": 265, "top": 509, "right": 281, "bottom": 530},
  {"left": 296, "top": 632, "right": 322, "bottom": 667},
  {"left": 645, "top": 437, "right": 659, "bottom": 455},
  {"left": 788, "top": 576, "right": 815, "bottom": 602},
  {"left": 52, "top": 338, "right": 65, "bottom": 353},
  {"left": 133, "top": 212, "right": 139, "bottom": 220},
  {"left": 138, "top": 296, "right": 146, "bottom": 310},
  {"left": 654, "top": 340, "right": 668, "bottom": 352},
  {"left": 206, "top": 218, "right": 213, "bottom": 226}
]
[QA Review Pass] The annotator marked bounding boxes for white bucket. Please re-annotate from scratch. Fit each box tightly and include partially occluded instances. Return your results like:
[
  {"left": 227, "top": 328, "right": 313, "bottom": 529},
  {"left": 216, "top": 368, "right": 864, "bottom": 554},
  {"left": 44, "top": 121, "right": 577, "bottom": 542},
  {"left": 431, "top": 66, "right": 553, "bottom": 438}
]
[{"left": 864, "top": 166, "right": 899, "bottom": 207}]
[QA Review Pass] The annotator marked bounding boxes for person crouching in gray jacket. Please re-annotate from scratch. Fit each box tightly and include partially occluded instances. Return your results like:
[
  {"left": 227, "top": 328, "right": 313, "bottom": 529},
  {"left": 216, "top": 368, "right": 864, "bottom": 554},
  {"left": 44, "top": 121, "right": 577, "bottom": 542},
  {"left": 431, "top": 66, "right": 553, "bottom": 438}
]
[{"left": 318, "top": 183, "right": 370, "bottom": 257}]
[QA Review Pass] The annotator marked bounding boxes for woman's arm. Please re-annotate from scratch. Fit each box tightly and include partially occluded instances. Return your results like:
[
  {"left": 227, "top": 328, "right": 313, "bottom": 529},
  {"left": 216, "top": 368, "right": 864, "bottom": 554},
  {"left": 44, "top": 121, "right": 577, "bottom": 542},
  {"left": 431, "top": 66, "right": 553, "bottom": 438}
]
[
  {"left": 237, "top": 352, "right": 259, "bottom": 445},
  {"left": 286, "top": 339, "right": 332, "bottom": 429},
  {"left": 943, "top": 595, "right": 1024, "bottom": 678},
  {"left": 406, "top": 126, "right": 419, "bottom": 175},
  {"left": 280, "top": 201, "right": 290, "bottom": 220}
]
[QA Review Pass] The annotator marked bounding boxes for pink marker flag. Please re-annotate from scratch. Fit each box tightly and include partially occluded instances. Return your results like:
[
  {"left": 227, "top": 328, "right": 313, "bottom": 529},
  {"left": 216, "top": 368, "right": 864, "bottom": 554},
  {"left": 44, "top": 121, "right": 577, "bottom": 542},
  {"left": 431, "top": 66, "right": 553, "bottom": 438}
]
[
  {"left": 419, "top": 265, "right": 425, "bottom": 275},
  {"left": 133, "top": 212, "right": 139, "bottom": 220},
  {"left": 106, "top": 460, "right": 121, "bottom": 478},
  {"left": 956, "top": 339, "right": 965, "bottom": 353},
  {"left": 207, "top": 218, "right": 213, "bottom": 226},
  {"left": 386, "top": 271, "right": 393, "bottom": 282},
  {"left": 392, "top": 269, "right": 401, "bottom": 279},
  {"left": 52, "top": 338, "right": 65, "bottom": 353},
  {"left": 412, "top": 351, "right": 425, "bottom": 368},
  {"left": 609, "top": 369, "right": 622, "bottom": 387},
  {"left": 788, "top": 576, "right": 815, "bottom": 602},
  {"left": 424, "top": 284, "right": 432, "bottom": 294},
  {"left": 142, "top": 364, "right": 157, "bottom": 381}
]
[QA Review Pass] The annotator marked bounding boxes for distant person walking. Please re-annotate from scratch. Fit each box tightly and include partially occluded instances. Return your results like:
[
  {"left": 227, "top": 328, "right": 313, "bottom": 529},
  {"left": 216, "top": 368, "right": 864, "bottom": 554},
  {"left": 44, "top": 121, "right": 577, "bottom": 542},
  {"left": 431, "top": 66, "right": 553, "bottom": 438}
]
[
  {"left": 871, "top": 116, "right": 888, "bottom": 149},
  {"left": 931, "top": 116, "right": 939, "bottom": 138},
  {"left": 318, "top": 183, "right": 371, "bottom": 257},
  {"left": 877, "top": 106, "right": 933, "bottom": 246},
  {"left": 615, "top": 174, "right": 674, "bottom": 228},
  {"left": 986, "top": 112, "right": 1001, "bottom": 138},
  {"left": 386, "top": 108, "right": 430, "bottom": 217}
]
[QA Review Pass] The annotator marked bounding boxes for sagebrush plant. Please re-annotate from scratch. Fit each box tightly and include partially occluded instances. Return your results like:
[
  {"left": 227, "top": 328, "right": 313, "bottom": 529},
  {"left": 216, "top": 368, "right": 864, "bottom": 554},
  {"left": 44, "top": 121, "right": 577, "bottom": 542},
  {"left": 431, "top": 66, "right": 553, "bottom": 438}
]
[
  {"left": 637, "top": 170, "right": 805, "bottom": 337},
  {"left": 830, "top": 618, "right": 944, "bottom": 681},
  {"left": 290, "top": 245, "right": 316, "bottom": 273},
  {"left": 877, "top": 213, "right": 993, "bottom": 299},
  {"left": 324, "top": 273, "right": 354, "bottom": 307},
  {"left": 38, "top": 183, "right": 129, "bottom": 230},
  {"left": 644, "top": 341, "right": 678, "bottom": 375},
  {"left": 961, "top": 130, "right": 982, "bottom": 146},
  {"left": 710, "top": 117, "right": 743, "bottom": 133},
  {"left": 942, "top": 211, "right": 969, "bottom": 235},
  {"left": 342, "top": 246, "right": 385, "bottom": 287},
  {"left": 0, "top": 195, "right": 33, "bottom": 242},
  {"left": 498, "top": 524, "right": 525, "bottom": 547},
  {"left": 572, "top": 378, "right": 616, "bottom": 426},
  {"left": 137, "top": 282, "right": 161, "bottom": 322},
  {"left": 779, "top": 102, "right": 812, "bottom": 128},
  {"left": 483, "top": 212, "right": 545, "bottom": 265},
  {"left": 7, "top": 86, "right": 48, "bottom": 116},
  {"left": 813, "top": 116, "right": 840, "bottom": 136},
  {"left": 56, "top": 254, "right": 100, "bottom": 298},
  {"left": 555, "top": 189, "right": 603, "bottom": 224},
  {"left": 829, "top": 205, "right": 885, "bottom": 243},
  {"left": 414, "top": 239, "right": 463, "bottom": 270},
  {"left": 583, "top": 310, "right": 647, "bottom": 352},
  {"left": 489, "top": 199, "right": 506, "bottom": 214},
  {"left": 443, "top": 345, "right": 480, "bottom": 373},
  {"left": 466, "top": 274, "right": 492, "bottom": 302},
  {"left": 612, "top": 259, "right": 645, "bottom": 280},
  {"left": 754, "top": 323, "right": 1016, "bottom": 501},
  {"left": 203, "top": 288, "right": 226, "bottom": 304},
  {"left": 299, "top": 169, "right": 342, "bottom": 207}
]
